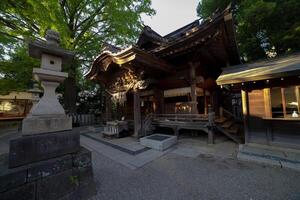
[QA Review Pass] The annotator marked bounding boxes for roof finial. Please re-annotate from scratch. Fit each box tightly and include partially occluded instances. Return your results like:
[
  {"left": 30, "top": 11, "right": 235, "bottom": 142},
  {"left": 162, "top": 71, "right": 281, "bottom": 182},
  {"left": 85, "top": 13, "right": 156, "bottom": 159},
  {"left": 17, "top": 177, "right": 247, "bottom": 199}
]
[{"left": 45, "top": 29, "right": 60, "bottom": 46}]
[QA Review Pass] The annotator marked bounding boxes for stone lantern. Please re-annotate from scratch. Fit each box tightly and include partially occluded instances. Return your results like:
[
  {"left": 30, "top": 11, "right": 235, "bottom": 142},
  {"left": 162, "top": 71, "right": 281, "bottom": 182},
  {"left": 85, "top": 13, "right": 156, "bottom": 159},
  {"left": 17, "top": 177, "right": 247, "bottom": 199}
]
[
  {"left": 0, "top": 30, "right": 96, "bottom": 200},
  {"left": 28, "top": 82, "right": 43, "bottom": 106},
  {"left": 22, "top": 30, "right": 74, "bottom": 135}
]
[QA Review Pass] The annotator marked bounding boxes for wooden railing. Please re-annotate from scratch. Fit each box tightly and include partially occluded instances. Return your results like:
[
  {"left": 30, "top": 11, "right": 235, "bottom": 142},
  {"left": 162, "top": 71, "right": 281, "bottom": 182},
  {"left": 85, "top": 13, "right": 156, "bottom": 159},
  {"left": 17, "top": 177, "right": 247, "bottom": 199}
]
[
  {"left": 152, "top": 113, "right": 208, "bottom": 122},
  {"left": 69, "top": 114, "right": 95, "bottom": 126}
]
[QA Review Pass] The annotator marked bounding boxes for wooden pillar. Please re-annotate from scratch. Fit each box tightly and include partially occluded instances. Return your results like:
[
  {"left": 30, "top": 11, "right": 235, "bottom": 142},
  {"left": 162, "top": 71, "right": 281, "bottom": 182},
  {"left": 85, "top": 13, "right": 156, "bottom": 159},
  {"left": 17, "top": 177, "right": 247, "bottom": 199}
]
[
  {"left": 212, "top": 90, "right": 220, "bottom": 115},
  {"left": 281, "top": 88, "right": 287, "bottom": 118},
  {"left": 208, "top": 105, "right": 215, "bottom": 144},
  {"left": 241, "top": 90, "right": 249, "bottom": 143},
  {"left": 189, "top": 63, "right": 198, "bottom": 114},
  {"left": 105, "top": 92, "right": 112, "bottom": 121},
  {"left": 219, "top": 106, "right": 224, "bottom": 119},
  {"left": 154, "top": 89, "right": 164, "bottom": 114},
  {"left": 264, "top": 88, "right": 272, "bottom": 118},
  {"left": 204, "top": 89, "right": 208, "bottom": 115},
  {"left": 133, "top": 89, "right": 141, "bottom": 138}
]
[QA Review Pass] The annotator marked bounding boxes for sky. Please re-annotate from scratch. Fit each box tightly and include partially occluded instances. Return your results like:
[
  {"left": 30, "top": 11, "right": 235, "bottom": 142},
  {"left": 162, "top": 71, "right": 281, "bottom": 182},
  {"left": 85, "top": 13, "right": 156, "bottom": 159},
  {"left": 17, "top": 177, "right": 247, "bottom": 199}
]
[{"left": 141, "top": 0, "right": 199, "bottom": 36}]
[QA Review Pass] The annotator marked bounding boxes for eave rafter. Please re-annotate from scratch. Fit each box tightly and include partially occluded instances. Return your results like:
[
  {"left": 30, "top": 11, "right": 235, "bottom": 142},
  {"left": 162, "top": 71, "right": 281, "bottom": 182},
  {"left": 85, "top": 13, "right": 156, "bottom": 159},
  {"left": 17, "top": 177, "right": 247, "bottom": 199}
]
[{"left": 85, "top": 46, "right": 175, "bottom": 81}]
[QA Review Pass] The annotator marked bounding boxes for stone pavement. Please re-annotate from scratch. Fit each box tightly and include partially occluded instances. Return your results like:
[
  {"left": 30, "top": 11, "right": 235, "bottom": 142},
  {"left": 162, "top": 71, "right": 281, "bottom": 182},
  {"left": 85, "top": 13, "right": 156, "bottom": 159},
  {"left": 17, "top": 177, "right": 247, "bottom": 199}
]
[
  {"left": 81, "top": 135, "right": 170, "bottom": 170},
  {"left": 238, "top": 143, "right": 300, "bottom": 171}
]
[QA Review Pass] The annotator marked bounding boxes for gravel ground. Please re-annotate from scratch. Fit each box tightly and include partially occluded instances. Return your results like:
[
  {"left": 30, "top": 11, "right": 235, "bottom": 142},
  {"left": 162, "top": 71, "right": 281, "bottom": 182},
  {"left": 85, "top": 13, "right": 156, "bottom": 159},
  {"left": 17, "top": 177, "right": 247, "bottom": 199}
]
[
  {"left": 90, "top": 148, "right": 300, "bottom": 200},
  {"left": 1, "top": 130, "right": 299, "bottom": 200}
]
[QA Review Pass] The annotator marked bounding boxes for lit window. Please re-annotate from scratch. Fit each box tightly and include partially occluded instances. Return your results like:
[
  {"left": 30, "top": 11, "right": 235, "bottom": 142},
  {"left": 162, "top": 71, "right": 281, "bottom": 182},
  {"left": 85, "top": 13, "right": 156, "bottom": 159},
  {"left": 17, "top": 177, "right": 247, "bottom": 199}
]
[{"left": 271, "top": 86, "right": 300, "bottom": 118}]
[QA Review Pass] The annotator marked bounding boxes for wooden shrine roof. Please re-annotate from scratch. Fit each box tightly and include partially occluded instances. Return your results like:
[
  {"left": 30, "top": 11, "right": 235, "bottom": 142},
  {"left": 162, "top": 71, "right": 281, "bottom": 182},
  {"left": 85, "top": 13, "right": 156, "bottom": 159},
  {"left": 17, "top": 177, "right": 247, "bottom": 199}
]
[
  {"left": 86, "top": 46, "right": 174, "bottom": 86},
  {"left": 216, "top": 54, "right": 300, "bottom": 85},
  {"left": 86, "top": 6, "right": 240, "bottom": 90}
]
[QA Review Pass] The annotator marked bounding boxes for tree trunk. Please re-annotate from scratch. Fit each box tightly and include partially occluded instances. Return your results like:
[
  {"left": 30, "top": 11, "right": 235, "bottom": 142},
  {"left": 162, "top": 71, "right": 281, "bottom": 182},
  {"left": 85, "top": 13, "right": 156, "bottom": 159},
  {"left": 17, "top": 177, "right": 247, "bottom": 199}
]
[{"left": 64, "top": 76, "right": 77, "bottom": 114}]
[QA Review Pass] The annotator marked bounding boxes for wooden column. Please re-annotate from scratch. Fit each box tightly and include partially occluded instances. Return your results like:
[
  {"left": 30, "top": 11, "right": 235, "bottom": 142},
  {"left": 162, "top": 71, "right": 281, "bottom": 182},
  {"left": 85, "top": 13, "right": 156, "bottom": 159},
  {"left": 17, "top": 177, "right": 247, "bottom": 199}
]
[
  {"left": 204, "top": 89, "right": 208, "bottom": 115},
  {"left": 241, "top": 90, "right": 249, "bottom": 143},
  {"left": 219, "top": 106, "right": 224, "bottom": 119},
  {"left": 105, "top": 92, "right": 112, "bottom": 121},
  {"left": 264, "top": 88, "right": 272, "bottom": 118},
  {"left": 208, "top": 105, "right": 215, "bottom": 144},
  {"left": 133, "top": 89, "right": 141, "bottom": 137},
  {"left": 189, "top": 63, "right": 198, "bottom": 114},
  {"left": 281, "top": 88, "right": 287, "bottom": 118},
  {"left": 154, "top": 89, "right": 164, "bottom": 114}
]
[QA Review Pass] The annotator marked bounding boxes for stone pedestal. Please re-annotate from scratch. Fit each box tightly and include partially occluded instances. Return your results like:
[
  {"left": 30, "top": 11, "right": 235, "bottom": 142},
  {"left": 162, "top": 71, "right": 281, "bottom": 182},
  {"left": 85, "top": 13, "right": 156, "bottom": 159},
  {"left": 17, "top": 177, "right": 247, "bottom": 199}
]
[
  {"left": 9, "top": 130, "right": 80, "bottom": 168},
  {"left": 0, "top": 147, "right": 96, "bottom": 200},
  {"left": 22, "top": 116, "right": 72, "bottom": 135}
]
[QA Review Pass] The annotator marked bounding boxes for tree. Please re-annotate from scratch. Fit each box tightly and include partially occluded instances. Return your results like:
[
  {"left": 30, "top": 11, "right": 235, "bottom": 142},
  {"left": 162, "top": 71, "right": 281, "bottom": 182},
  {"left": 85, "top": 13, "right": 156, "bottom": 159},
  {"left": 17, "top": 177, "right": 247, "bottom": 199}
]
[
  {"left": 197, "top": 0, "right": 300, "bottom": 61},
  {"left": 0, "top": 46, "right": 39, "bottom": 95},
  {"left": 0, "top": 0, "right": 155, "bottom": 112}
]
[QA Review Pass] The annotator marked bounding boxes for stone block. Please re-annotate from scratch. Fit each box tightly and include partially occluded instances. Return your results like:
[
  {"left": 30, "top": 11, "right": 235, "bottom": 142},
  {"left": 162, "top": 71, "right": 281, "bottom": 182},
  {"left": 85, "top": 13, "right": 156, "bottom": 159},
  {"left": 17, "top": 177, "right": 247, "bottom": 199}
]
[
  {"left": 27, "top": 154, "right": 73, "bottom": 182},
  {"left": 9, "top": 130, "right": 80, "bottom": 168},
  {"left": 0, "top": 182, "right": 35, "bottom": 200},
  {"left": 140, "top": 134, "right": 177, "bottom": 151},
  {"left": 22, "top": 115, "right": 72, "bottom": 135},
  {"left": 41, "top": 54, "right": 62, "bottom": 72},
  {"left": 59, "top": 181, "right": 97, "bottom": 200},
  {"left": 74, "top": 166, "right": 94, "bottom": 186},
  {"left": 36, "top": 169, "right": 77, "bottom": 200},
  {"left": 76, "top": 179, "right": 97, "bottom": 199},
  {"left": 0, "top": 154, "right": 27, "bottom": 193},
  {"left": 72, "top": 147, "right": 92, "bottom": 169}
]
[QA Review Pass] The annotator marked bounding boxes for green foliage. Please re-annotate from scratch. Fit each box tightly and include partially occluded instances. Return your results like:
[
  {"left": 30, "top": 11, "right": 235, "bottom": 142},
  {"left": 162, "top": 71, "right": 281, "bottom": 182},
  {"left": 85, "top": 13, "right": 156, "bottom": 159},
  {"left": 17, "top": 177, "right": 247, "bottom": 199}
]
[
  {"left": 0, "top": 0, "right": 155, "bottom": 112},
  {"left": 197, "top": 0, "right": 231, "bottom": 19},
  {"left": 197, "top": 0, "right": 300, "bottom": 61},
  {"left": 0, "top": 0, "right": 155, "bottom": 65},
  {"left": 76, "top": 80, "right": 105, "bottom": 114},
  {"left": 0, "top": 46, "right": 39, "bottom": 95}
]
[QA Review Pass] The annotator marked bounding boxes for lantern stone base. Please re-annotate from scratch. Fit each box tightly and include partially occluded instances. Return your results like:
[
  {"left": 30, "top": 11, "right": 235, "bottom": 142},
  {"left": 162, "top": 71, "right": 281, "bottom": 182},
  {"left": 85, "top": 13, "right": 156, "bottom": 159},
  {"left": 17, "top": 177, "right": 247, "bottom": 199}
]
[
  {"left": 9, "top": 131, "right": 80, "bottom": 168},
  {"left": 22, "top": 115, "right": 72, "bottom": 135},
  {"left": 0, "top": 147, "right": 96, "bottom": 200}
]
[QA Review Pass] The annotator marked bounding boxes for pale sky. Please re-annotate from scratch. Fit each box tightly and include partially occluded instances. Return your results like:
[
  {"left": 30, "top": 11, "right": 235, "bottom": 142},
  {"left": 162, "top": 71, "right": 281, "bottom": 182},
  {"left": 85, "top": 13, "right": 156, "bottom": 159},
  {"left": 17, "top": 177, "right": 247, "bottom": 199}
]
[{"left": 142, "top": 0, "right": 199, "bottom": 36}]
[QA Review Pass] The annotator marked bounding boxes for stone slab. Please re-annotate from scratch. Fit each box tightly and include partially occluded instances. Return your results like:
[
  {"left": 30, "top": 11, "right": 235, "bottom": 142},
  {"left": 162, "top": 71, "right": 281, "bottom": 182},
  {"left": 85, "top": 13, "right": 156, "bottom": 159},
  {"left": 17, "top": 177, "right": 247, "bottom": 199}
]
[
  {"left": 237, "top": 144, "right": 300, "bottom": 171},
  {"left": 9, "top": 130, "right": 80, "bottom": 168},
  {"left": 140, "top": 134, "right": 177, "bottom": 151},
  {"left": 22, "top": 115, "right": 72, "bottom": 135},
  {"left": 72, "top": 147, "right": 92, "bottom": 169},
  {"left": 36, "top": 169, "right": 76, "bottom": 200},
  {"left": 0, "top": 154, "right": 27, "bottom": 193},
  {"left": 0, "top": 182, "right": 36, "bottom": 200},
  {"left": 27, "top": 154, "right": 73, "bottom": 182}
]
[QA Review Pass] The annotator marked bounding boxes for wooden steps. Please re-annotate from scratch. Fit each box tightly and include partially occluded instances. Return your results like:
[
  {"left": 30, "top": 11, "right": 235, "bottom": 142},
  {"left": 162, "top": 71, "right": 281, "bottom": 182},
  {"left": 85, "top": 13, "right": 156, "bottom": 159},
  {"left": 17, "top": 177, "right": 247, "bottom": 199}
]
[
  {"left": 222, "top": 120, "right": 234, "bottom": 129},
  {"left": 215, "top": 117, "right": 227, "bottom": 124},
  {"left": 215, "top": 125, "right": 243, "bottom": 144},
  {"left": 228, "top": 125, "right": 239, "bottom": 134}
]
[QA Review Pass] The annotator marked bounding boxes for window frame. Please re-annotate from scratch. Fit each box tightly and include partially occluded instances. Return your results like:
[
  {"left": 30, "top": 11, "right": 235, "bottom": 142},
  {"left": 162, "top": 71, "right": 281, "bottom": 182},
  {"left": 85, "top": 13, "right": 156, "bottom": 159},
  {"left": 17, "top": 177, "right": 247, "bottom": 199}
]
[{"left": 270, "top": 86, "right": 300, "bottom": 119}]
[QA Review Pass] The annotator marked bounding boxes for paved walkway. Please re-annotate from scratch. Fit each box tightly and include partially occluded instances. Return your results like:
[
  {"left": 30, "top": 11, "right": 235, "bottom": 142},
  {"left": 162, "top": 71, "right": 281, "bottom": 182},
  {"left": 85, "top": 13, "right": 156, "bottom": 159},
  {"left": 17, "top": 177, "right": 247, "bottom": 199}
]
[{"left": 80, "top": 135, "right": 300, "bottom": 200}]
